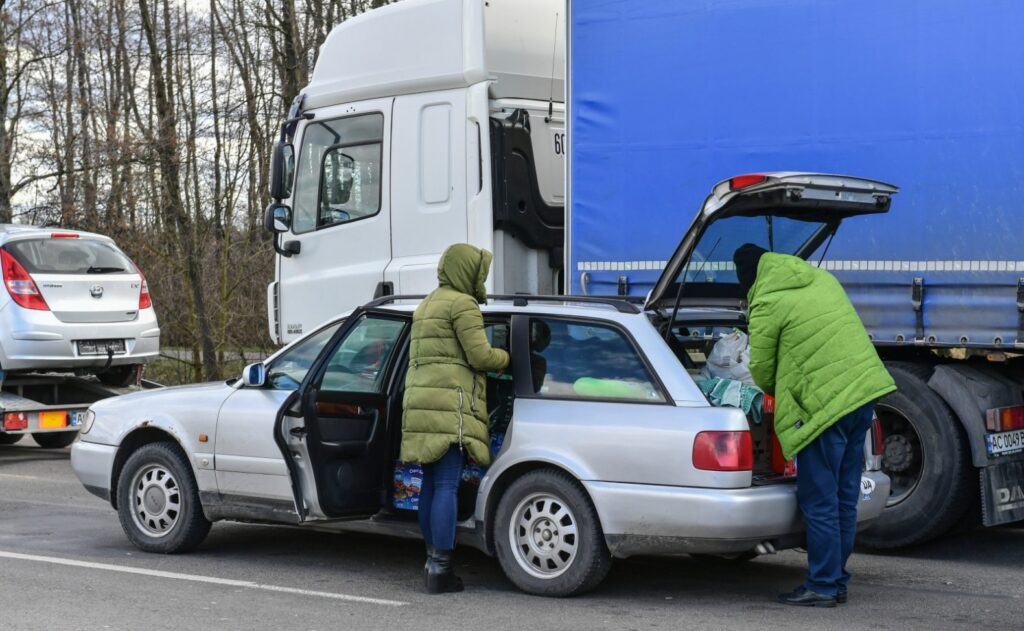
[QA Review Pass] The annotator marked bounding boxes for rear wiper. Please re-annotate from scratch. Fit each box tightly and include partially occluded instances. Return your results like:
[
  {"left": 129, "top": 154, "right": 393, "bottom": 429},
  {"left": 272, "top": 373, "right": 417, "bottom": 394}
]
[{"left": 87, "top": 266, "right": 127, "bottom": 274}]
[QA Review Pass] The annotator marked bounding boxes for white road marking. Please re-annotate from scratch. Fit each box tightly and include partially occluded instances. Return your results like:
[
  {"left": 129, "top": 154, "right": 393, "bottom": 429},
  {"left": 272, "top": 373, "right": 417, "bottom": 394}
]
[{"left": 0, "top": 550, "right": 408, "bottom": 607}]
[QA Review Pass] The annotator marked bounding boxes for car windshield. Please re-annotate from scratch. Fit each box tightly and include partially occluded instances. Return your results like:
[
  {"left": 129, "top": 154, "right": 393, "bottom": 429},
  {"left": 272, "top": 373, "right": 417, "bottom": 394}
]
[
  {"left": 5, "top": 238, "right": 134, "bottom": 275},
  {"left": 676, "top": 215, "right": 829, "bottom": 285}
]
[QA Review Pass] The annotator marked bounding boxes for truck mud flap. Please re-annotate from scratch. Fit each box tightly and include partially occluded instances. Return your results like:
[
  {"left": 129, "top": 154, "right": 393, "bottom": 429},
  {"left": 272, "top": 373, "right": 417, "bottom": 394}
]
[{"left": 981, "top": 458, "right": 1024, "bottom": 526}]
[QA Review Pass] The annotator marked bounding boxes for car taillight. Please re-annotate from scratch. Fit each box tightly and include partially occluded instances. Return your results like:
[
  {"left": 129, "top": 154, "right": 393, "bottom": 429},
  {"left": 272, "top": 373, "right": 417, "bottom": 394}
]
[
  {"left": 986, "top": 405, "right": 1024, "bottom": 432},
  {"left": 1, "top": 249, "right": 49, "bottom": 310},
  {"left": 871, "top": 415, "right": 884, "bottom": 455},
  {"left": 729, "top": 174, "right": 768, "bottom": 190},
  {"left": 693, "top": 431, "right": 753, "bottom": 471},
  {"left": 3, "top": 412, "right": 29, "bottom": 431},
  {"left": 131, "top": 262, "right": 152, "bottom": 309}
]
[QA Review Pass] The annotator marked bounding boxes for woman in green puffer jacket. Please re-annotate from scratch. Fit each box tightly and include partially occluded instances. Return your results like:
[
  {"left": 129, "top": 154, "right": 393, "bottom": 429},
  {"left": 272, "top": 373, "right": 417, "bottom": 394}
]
[{"left": 401, "top": 243, "right": 510, "bottom": 594}]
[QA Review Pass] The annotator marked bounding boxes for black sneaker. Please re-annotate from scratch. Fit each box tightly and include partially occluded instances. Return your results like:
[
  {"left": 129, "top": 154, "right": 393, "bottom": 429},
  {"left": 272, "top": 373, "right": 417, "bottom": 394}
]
[{"left": 777, "top": 586, "right": 837, "bottom": 608}]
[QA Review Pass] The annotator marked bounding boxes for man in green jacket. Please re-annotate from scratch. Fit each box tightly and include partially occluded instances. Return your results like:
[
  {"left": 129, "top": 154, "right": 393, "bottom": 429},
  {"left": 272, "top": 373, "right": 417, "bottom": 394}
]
[
  {"left": 733, "top": 243, "right": 896, "bottom": 608},
  {"left": 401, "top": 243, "right": 510, "bottom": 594}
]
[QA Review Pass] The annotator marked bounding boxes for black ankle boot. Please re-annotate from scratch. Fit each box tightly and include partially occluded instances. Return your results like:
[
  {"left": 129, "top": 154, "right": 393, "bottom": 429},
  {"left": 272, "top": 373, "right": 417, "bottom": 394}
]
[
  {"left": 423, "top": 544, "right": 436, "bottom": 578},
  {"left": 425, "top": 548, "right": 464, "bottom": 594}
]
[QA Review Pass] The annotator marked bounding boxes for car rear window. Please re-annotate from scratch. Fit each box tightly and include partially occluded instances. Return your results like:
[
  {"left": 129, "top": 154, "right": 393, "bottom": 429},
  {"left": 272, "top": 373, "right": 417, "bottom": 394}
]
[{"left": 4, "top": 239, "right": 134, "bottom": 275}]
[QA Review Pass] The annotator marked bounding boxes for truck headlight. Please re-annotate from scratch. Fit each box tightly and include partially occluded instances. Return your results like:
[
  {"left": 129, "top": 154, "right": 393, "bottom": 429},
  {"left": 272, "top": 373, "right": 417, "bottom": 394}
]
[{"left": 80, "top": 410, "right": 96, "bottom": 434}]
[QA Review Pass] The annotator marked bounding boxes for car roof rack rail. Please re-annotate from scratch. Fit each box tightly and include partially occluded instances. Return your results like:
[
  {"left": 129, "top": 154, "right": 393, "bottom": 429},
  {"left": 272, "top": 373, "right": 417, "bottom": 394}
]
[
  {"left": 365, "top": 293, "right": 642, "bottom": 314},
  {"left": 489, "top": 294, "right": 642, "bottom": 314}
]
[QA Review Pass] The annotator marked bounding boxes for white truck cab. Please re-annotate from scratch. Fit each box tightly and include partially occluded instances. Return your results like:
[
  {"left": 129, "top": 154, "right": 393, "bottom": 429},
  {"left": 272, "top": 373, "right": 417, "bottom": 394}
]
[{"left": 265, "top": 0, "right": 565, "bottom": 343}]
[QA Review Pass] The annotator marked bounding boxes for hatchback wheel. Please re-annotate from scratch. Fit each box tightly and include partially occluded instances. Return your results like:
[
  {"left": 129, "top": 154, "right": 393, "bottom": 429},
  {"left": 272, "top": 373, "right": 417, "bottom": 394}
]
[
  {"left": 494, "top": 470, "right": 611, "bottom": 597},
  {"left": 32, "top": 432, "right": 77, "bottom": 449},
  {"left": 116, "top": 442, "right": 211, "bottom": 553}
]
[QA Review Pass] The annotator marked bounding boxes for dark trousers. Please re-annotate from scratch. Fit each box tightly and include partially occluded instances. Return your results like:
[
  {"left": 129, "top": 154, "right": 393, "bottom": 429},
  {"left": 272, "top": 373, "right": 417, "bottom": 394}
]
[
  {"left": 797, "top": 402, "right": 874, "bottom": 596},
  {"left": 418, "top": 446, "right": 464, "bottom": 550}
]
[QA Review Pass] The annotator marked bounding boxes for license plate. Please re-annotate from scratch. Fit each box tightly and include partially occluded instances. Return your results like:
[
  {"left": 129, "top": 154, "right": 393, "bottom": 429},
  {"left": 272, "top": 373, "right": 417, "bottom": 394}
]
[
  {"left": 986, "top": 429, "right": 1024, "bottom": 456},
  {"left": 78, "top": 339, "right": 126, "bottom": 355},
  {"left": 69, "top": 411, "right": 86, "bottom": 427}
]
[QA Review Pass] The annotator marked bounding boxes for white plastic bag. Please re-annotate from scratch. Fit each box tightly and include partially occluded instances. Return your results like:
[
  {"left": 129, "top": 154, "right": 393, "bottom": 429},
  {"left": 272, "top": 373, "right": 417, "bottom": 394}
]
[{"left": 701, "top": 329, "right": 754, "bottom": 385}]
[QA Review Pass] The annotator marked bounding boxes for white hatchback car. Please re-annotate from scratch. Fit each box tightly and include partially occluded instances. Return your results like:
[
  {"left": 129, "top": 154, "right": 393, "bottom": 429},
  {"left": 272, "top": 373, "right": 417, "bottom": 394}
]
[
  {"left": 0, "top": 225, "right": 159, "bottom": 385},
  {"left": 72, "top": 174, "right": 894, "bottom": 597}
]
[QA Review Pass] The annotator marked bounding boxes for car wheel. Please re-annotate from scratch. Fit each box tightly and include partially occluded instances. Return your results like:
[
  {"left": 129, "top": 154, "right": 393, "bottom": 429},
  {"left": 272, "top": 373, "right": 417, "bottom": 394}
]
[
  {"left": 494, "top": 469, "right": 611, "bottom": 597},
  {"left": 0, "top": 433, "right": 24, "bottom": 445},
  {"left": 32, "top": 432, "right": 77, "bottom": 449},
  {"left": 858, "top": 363, "right": 976, "bottom": 549},
  {"left": 97, "top": 365, "right": 140, "bottom": 388},
  {"left": 116, "top": 442, "right": 211, "bottom": 553},
  {"left": 689, "top": 551, "right": 759, "bottom": 563}
]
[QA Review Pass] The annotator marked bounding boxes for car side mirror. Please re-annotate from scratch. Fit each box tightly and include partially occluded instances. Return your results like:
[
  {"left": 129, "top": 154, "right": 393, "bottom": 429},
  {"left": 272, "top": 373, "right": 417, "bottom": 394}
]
[
  {"left": 269, "top": 141, "right": 295, "bottom": 201},
  {"left": 241, "top": 363, "right": 267, "bottom": 388},
  {"left": 264, "top": 203, "right": 291, "bottom": 234}
]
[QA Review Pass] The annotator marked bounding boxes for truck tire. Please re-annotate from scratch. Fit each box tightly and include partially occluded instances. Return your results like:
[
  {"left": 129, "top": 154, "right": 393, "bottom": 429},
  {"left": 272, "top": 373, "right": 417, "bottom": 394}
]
[
  {"left": 97, "top": 365, "right": 140, "bottom": 388},
  {"left": 116, "top": 442, "right": 211, "bottom": 554},
  {"left": 494, "top": 469, "right": 612, "bottom": 597},
  {"left": 0, "top": 433, "right": 24, "bottom": 445},
  {"left": 859, "top": 362, "right": 976, "bottom": 549},
  {"left": 32, "top": 432, "right": 78, "bottom": 449}
]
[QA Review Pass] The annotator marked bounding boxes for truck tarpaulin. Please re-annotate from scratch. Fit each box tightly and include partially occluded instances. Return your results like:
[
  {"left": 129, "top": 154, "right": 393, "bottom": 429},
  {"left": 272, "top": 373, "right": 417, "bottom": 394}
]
[{"left": 567, "top": 0, "right": 1024, "bottom": 349}]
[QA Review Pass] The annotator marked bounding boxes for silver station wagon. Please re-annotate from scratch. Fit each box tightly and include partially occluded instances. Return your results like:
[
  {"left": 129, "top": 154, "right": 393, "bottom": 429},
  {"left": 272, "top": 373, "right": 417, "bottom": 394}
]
[{"left": 72, "top": 173, "right": 894, "bottom": 597}]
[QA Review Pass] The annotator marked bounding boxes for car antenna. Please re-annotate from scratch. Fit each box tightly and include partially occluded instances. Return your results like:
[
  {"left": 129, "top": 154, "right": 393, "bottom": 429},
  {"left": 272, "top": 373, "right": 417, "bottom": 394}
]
[{"left": 663, "top": 237, "right": 722, "bottom": 343}]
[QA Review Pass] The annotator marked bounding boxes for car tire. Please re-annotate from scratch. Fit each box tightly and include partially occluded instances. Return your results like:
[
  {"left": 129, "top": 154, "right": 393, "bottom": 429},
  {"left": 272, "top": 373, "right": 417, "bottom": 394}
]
[
  {"left": 97, "top": 365, "right": 140, "bottom": 388},
  {"left": 858, "top": 362, "right": 976, "bottom": 549},
  {"left": 494, "top": 469, "right": 611, "bottom": 597},
  {"left": 32, "top": 432, "right": 78, "bottom": 449},
  {"left": 0, "top": 433, "right": 24, "bottom": 445},
  {"left": 116, "top": 442, "right": 211, "bottom": 553}
]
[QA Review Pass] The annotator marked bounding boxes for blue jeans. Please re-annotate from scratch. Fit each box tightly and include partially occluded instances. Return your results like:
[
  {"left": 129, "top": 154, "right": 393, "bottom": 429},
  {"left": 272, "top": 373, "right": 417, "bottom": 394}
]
[
  {"left": 797, "top": 403, "right": 874, "bottom": 596},
  {"left": 418, "top": 446, "right": 464, "bottom": 550}
]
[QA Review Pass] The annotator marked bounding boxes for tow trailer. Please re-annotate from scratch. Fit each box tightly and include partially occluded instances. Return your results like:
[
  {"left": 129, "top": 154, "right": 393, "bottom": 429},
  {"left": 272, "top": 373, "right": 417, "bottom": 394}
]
[{"left": 0, "top": 370, "right": 160, "bottom": 449}]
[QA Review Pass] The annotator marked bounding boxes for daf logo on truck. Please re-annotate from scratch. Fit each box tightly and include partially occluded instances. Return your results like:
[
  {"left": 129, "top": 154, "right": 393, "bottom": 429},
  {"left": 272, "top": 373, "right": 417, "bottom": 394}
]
[{"left": 996, "top": 485, "right": 1024, "bottom": 511}]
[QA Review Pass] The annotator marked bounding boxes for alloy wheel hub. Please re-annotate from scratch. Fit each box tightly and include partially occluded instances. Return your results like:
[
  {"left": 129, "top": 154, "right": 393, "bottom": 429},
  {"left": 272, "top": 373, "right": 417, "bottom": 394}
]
[
  {"left": 510, "top": 493, "right": 579, "bottom": 579},
  {"left": 131, "top": 464, "right": 181, "bottom": 538}
]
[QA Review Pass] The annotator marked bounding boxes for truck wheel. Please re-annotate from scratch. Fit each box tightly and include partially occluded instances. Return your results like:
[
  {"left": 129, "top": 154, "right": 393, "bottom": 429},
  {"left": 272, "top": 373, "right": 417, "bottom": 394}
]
[
  {"left": 97, "top": 365, "right": 140, "bottom": 388},
  {"left": 0, "top": 433, "right": 24, "bottom": 445},
  {"left": 494, "top": 469, "right": 611, "bottom": 597},
  {"left": 859, "top": 363, "right": 976, "bottom": 549},
  {"left": 116, "top": 442, "right": 211, "bottom": 553},
  {"left": 32, "top": 432, "right": 78, "bottom": 449}
]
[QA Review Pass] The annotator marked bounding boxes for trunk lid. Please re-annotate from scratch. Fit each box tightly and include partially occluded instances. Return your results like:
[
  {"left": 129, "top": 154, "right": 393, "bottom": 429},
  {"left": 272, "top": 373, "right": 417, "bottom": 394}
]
[
  {"left": 4, "top": 237, "right": 142, "bottom": 323},
  {"left": 644, "top": 172, "right": 897, "bottom": 311}
]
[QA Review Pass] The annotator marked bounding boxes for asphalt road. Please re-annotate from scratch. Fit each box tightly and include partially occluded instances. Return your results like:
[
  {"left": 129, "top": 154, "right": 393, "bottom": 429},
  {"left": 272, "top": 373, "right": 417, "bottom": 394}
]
[{"left": 1, "top": 438, "right": 1022, "bottom": 631}]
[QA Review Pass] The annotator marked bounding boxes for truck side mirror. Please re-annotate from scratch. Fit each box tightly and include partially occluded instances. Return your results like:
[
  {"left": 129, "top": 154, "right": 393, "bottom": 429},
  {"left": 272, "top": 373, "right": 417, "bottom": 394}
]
[
  {"left": 264, "top": 203, "right": 291, "bottom": 234},
  {"left": 241, "top": 363, "right": 267, "bottom": 388},
  {"left": 269, "top": 142, "right": 295, "bottom": 201}
]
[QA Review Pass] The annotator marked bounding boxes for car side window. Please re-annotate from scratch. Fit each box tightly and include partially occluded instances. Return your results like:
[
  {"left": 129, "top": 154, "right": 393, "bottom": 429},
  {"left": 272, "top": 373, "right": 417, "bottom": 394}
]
[
  {"left": 527, "top": 318, "right": 664, "bottom": 403},
  {"left": 318, "top": 315, "right": 406, "bottom": 393},
  {"left": 266, "top": 322, "right": 342, "bottom": 390}
]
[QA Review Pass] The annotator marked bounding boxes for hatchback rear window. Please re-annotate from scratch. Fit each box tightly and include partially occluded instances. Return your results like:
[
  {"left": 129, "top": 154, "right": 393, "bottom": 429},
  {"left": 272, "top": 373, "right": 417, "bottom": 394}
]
[{"left": 4, "top": 239, "right": 134, "bottom": 275}]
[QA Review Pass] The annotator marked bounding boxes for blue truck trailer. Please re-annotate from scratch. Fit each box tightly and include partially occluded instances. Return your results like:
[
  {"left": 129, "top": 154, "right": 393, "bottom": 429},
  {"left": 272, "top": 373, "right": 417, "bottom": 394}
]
[{"left": 567, "top": 0, "right": 1024, "bottom": 546}]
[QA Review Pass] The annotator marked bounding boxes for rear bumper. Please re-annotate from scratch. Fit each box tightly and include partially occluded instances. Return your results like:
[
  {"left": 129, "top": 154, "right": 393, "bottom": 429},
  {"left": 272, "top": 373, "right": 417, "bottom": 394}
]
[
  {"left": 585, "top": 471, "right": 890, "bottom": 558},
  {"left": 70, "top": 439, "right": 117, "bottom": 503},
  {"left": 0, "top": 303, "right": 159, "bottom": 371}
]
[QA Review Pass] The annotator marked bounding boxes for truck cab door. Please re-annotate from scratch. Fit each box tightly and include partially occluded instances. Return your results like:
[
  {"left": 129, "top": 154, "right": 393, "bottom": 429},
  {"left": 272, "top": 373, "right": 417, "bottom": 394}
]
[
  {"left": 276, "top": 98, "right": 394, "bottom": 343},
  {"left": 277, "top": 312, "right": 408, "bottom": 521}
]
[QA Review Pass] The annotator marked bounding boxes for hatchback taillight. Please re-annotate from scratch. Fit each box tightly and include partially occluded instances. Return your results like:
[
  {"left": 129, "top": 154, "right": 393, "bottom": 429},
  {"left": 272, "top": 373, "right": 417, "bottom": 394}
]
[
  {"left": 1, "top": 249, "right": 49, "bottom": 311},
  {"left": 693, "top": 431, "right": 753, "bottom": 471},
  {"left": 131, "top": 262, "right": 152, "bottom": 309}
]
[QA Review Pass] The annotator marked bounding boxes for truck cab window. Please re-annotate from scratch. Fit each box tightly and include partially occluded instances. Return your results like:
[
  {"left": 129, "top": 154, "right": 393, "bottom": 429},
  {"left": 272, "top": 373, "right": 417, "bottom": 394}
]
[{"left": 292, "top": 113, "right": 384, "bottom": 234}]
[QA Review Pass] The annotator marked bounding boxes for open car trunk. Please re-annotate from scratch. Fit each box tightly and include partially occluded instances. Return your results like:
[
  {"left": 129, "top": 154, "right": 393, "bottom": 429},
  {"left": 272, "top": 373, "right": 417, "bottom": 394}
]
[{"left": 647, "top": 172, "right": 898, "bottom": 482}]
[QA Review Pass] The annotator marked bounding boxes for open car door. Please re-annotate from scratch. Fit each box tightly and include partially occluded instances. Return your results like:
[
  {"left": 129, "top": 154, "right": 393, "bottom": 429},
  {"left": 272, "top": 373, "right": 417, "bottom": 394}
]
[
  {"left": 277, "top": 311, "right": 408, "bottom": 521},
  {"left": 645, "top": 172, "right": 897, "bottom": 312}
]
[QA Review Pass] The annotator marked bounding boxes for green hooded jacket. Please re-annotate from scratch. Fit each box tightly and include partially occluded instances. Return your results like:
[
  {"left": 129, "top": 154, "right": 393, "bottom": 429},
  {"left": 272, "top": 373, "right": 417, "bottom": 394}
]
[
  {"left": 747, "top": 253, "right": 896, "bottom": 460},
  {"left": 400, "top": 244, "right": 510, "bottom": 465}
]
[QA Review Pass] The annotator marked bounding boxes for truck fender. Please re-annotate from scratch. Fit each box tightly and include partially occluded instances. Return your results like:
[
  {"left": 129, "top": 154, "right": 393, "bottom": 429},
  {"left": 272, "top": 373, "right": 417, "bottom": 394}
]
[{"left": 927, "top": 364, "right": 1024, "bottom": 467}]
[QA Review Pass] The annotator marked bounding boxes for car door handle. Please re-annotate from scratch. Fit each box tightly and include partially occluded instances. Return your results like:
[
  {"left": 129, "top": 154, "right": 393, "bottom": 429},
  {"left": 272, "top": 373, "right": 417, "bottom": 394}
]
[{"left": 289, "top": 426, "right": 308, "bottom": 438}]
